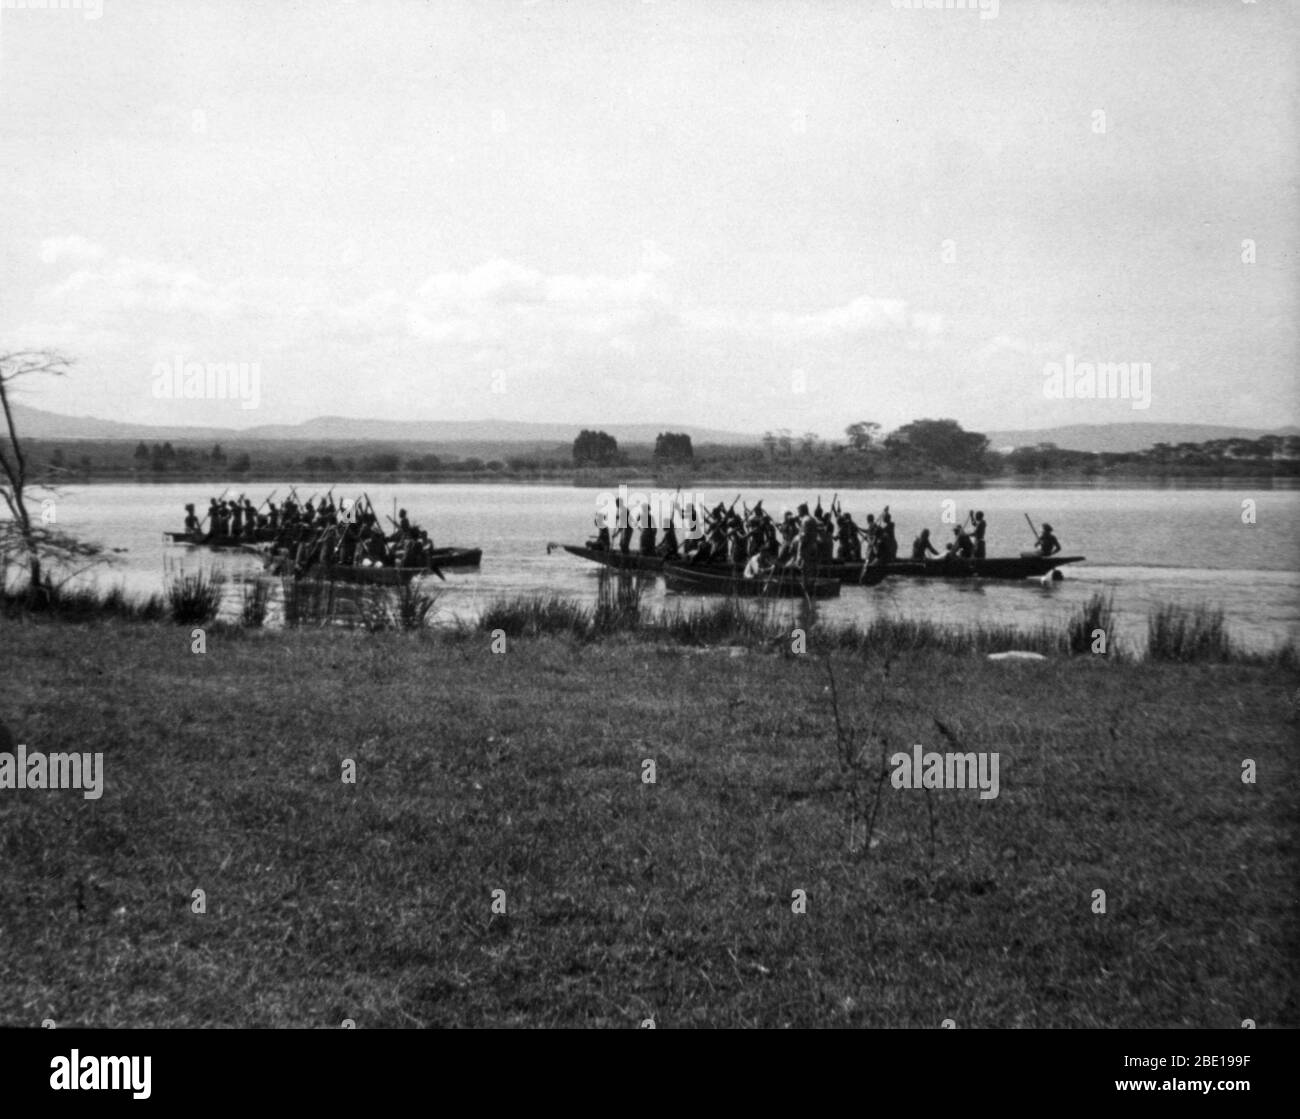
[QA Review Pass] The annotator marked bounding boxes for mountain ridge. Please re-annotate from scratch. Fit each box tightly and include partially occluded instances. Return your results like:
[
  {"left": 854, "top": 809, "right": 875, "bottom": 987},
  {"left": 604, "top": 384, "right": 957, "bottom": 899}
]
[{"left": 7, "top": 405, "right": 1297, "bottom": 454}]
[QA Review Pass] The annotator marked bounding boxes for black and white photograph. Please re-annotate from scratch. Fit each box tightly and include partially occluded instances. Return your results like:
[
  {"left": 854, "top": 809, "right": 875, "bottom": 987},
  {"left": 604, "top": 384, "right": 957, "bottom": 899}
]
[{"left": 0, "top": 0, "right": 1295, "bottom": 1063}]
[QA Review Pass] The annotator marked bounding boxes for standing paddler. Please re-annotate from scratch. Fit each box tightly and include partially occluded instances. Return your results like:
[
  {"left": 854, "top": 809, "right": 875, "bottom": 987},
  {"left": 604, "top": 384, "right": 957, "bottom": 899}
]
[{"left": 970, "top": 510, "right": 987, "bottom": 559}]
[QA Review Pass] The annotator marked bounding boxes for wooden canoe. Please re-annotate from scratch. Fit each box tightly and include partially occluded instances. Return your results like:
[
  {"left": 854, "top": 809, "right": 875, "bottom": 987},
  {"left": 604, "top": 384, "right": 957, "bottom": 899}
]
[
  {"left": 285, "top": 563, "right": 429, "bottom": 586},
  {"left": 562, "top": 544, "right": 666, "bottom": 572},
  {"left": 662, "top": 563, "right": 841, "bottom": 599},
  {"left": 424, "top": 546, "right": 482, "bottom": 569},
  {"left": 860, "top": 554, "right": 1085, "bottom": 582},
  {"left": 166, "top": 529, "right": 277, "bottom": 549}
]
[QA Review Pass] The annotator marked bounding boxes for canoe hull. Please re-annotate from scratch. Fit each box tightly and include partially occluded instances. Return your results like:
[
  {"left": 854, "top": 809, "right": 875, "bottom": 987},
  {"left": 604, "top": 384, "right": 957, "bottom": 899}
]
[
  {"left": 285, "top": 564, "right": 424, "bottom": 586},
  {"left": 861, "top": 555, "right": 1085, "bottom": 581},
  {"left": 562, "top": 544, "right": 666, "bottom": 572},
  {"left": 426, "top": 547, "right": 482, "bottom": 569},
  {"left": 662, "top": 563, "right": 841, "bottom": 599},
  {"left": 166, "top": 530, "right": 276, "bottom": 549}
]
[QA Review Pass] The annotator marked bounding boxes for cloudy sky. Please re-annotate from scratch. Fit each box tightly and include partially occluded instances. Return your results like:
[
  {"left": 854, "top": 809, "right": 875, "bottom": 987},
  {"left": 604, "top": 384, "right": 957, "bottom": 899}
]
[{"left": 0, "top": 0, "right": 1295, "bottom": 437}]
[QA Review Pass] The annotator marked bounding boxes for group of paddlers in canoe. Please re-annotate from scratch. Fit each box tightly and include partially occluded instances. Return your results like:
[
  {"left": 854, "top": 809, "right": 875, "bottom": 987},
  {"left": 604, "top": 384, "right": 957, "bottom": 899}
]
[
  {"left": 171, "top": 488, "right": 1077, "bottom": 591},
  {"left": 574, "top": 493, "right": 1073, "bottom": 589},
  {"left": 171, "top": 489, "right": 481, "bottom": 581}
]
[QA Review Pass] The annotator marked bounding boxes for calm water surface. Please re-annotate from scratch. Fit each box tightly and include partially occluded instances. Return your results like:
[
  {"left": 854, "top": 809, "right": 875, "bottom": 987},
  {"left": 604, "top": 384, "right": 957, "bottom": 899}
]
[{"left": 28, "top": 482, "right": 1300, "bottom": 653}]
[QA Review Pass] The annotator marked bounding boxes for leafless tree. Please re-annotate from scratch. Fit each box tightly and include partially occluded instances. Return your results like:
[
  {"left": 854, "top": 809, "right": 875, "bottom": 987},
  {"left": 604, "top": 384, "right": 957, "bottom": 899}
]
[{"left": 0, "top": 351, "right": 106, "bottom": 601}]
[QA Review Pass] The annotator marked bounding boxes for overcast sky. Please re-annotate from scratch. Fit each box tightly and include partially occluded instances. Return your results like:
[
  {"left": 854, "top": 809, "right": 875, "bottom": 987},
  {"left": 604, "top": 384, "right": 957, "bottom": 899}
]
[{"left": 0, "top": 0, "right": 1295, "bottom": 438}]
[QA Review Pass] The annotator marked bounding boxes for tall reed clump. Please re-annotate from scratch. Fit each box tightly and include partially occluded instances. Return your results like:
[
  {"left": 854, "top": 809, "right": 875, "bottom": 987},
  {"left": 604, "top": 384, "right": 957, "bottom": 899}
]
[
  {"left": 393, "top": 580, "right": 441, "bottom": 631},
  {"left": 1146, "top": 602, "right": 1233, "bottom": 663},
  {"left": 240, "top": 577, "right": 273, "bottom": 628},
  {"left": 477, "top": 595, "right": 591, "bottom": 639},
  {"left": 352, "top": 583, "right": 439, "bottom": 632},
  {"left": 280, "top": 577, "right": 336, "bottom": 627},
  {"left": 167, "top": 571, "right": 225, "bottom": 625},
  {"left": 99, "top": 584, "right": 168, "bottom": 622},
  {"left": 591, "top": 570, "right": 645, "bottom": 636},
  {"left": 831, "top": 615, "right": 1063, "bottom": 658},
  {"left": 1068, "top": 592, "right": 1116, "bottom": 656},
  {"left": 0, "top": 579, "right": 166, "bottom": 622},
  {"left": 655, "top": 596, "right": 776, "bottom": 645}
]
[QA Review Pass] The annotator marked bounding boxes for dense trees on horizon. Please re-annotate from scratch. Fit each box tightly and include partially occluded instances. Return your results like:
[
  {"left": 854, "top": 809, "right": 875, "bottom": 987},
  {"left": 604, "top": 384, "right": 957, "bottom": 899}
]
[
  {"left": 572, "top": 429, "right": 619, "bottom": 465},
  {"left": 653, "top": 432, "right": 693, "bottom": 462},
  {"left": 10, "top": 420, "right": 1300, "bottom": 484}
]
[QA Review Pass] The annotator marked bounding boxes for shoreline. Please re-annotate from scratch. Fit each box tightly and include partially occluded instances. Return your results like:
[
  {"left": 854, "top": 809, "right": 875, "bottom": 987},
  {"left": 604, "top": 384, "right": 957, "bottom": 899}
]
[{"left": 4, "top": 578, "right": 1294, "bottom": 668}]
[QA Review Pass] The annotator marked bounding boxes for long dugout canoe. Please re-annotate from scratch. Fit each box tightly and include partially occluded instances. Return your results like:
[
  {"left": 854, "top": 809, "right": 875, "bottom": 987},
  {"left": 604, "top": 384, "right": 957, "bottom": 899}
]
[
  {"left": 423, "top": 547, "right": 482, "bottom": 569},
  {"left": 285, "top": 563, "right": 428, "bottom": 586},
  {"left": 857, "top": 554, "right": 1085, "bottom": 581},
  {"left": 662, "top": 563, "right": 841, "bottom": 599},
  {"left": 562, "top": 544, "right": 666, "bottom": 572},
  {"left": 165, "top": 530, "right": 276, "bottom": 549}
]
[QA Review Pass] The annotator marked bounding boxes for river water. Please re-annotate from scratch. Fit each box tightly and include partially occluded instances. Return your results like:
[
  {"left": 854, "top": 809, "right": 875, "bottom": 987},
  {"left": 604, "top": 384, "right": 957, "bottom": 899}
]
[{"left": 18, "top": 481, "right": 1300, "bottom": 653}]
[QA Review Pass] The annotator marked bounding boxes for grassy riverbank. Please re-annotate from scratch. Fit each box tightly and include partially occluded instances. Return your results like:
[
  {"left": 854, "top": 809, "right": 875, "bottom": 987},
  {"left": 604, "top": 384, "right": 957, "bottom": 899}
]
[{"left": 1, "top": 617, "right": 1295, "bottom": 1027}]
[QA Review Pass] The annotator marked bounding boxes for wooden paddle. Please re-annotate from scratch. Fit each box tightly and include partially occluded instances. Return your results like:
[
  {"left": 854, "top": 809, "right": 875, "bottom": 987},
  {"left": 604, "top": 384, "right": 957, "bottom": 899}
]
[{"left": 860, "top": 562, "right": 888, "bottom": 587}]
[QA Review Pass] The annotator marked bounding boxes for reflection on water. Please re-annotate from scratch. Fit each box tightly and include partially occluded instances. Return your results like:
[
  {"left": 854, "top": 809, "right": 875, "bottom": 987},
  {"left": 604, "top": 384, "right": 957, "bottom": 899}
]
[{"left": 10, "top": 481, "right": 1299, "bottom": 652}]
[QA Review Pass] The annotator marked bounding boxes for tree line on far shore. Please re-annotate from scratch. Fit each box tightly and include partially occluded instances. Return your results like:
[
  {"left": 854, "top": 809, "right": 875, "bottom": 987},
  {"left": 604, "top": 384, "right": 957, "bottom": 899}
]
[{"left": 20, "top": 420, "right": 1300, "bottom": 484}]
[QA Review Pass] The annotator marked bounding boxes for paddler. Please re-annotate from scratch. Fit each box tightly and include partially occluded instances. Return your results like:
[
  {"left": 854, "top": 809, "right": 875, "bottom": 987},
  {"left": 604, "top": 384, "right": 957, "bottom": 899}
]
[
  {"left": 912, "top": 528, "right": 939, "bottom": 560},
  {"left": 681, "top": 502, "right": 705, "bottom": 555},
  {"left": 743, "top": 540, "right": 778, "bottom": 579},
  {"left": 183, "top": 503, "right": 200, "bottom": 535},
  {"left": 616, "top": 496, "right": 633, "bottom": 554},
  {"left": 795, "top": 503, "right": 820, "bottom": 571},
  {"left": 638, "top": 502, "right": 657, "bottom": 555},
  {"left": 879, "top": 507, "right": 898, "bottom": 563},
  {"left": 834, "top": 513, "right": 859, "bottom": 562},
  {"left": 589, "top": 509, "right": 611, "bottom": 551},
  {"left": 862, "top": 513, "right": 881, "bottom": 563},
  {"left": 970, "top": 511, "right": 987, "bottom": 559},
  {"left": 1036, "top": 523, "right": 1061, "bottom": 557},
  {"left": 776, "top": 510, "right": 798, "bottom": 565},
  {"left": 658, "top": 510, "right": 680, "bottom": 560}
]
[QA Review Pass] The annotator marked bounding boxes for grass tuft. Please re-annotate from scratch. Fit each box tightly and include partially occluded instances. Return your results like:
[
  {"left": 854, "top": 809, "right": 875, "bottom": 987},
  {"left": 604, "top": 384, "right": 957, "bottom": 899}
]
[
  {"left": 166, "top": 571, "right": 225, "bottom": 626},
  {"left": 1068, "top": 592, "right": 1116, "bottom": 656},
  {"left": 1147, "top": 601, "right": 1233, "bottom": 663}
]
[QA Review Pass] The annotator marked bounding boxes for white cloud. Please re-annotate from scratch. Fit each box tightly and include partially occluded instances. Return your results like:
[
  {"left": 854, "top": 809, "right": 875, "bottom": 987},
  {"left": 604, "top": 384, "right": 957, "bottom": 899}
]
[
  {"left": 772, "top": 295, "right": 912, "bottom": 340},
  {"left": 39, "top": 235, "right": 105, "bottom": 267}
]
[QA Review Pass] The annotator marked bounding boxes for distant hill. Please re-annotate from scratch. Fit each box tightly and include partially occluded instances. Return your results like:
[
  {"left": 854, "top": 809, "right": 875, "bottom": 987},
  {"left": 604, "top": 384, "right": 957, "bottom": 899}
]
[
  {"left": 12, "top": 406, "right": 1297, "bottom": 456},
  {"left": 985, "top": 423, "right": 1300, "bottom": 454},
  {"left": 7, "top": 405, "right": 759, "bottom": 447}
]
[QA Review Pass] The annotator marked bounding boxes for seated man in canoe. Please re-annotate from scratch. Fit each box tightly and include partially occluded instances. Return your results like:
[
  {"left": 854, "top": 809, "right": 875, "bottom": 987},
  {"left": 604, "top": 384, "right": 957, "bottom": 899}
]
[
  {"left": 743, "top": 540, "right": 779, "bottom": 579},
  {"left": 587, "top": 509, "right": 611, "bottom": 551},
  {"left": 947, "top": 524, "right": 975, "bottom": 560},
  {"left": 1034, "top": 523, "right": 1061, "bottom": 557},
  {"left": 911, "top": 527, "right": 940, "bottom": 561}
]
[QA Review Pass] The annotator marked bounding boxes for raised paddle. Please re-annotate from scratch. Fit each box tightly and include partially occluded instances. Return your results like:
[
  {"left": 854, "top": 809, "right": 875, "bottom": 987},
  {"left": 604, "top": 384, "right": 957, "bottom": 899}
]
[{"left": 1024, "top": 512, "right": 1041, "bottom": 544}]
